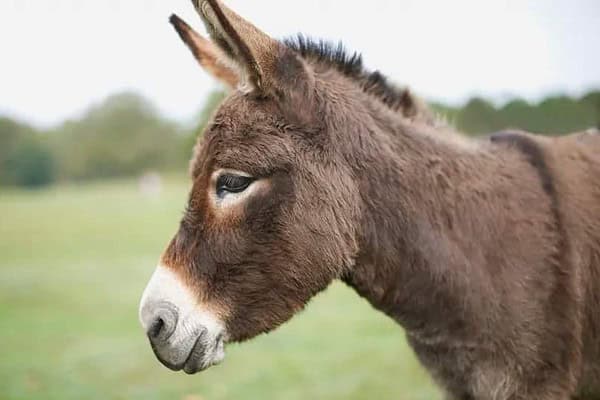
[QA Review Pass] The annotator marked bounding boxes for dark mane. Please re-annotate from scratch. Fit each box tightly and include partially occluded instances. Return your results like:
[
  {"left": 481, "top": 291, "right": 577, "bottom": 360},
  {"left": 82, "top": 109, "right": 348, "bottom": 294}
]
[
  {"left": 283, "top": 34, "right": 435, "bottom": 123},
  {"left": 283, "top": 34, "right": 364, "bottom": 77}
]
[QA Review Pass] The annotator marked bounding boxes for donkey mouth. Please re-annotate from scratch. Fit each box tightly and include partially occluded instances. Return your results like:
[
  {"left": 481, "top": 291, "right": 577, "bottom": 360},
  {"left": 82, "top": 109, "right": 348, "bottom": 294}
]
[
  {"left": 149, "top": 330, "right": 226, "bottom": 374},
  {"left": 182, "top": 334, "right": 226, "bottom": 375}
]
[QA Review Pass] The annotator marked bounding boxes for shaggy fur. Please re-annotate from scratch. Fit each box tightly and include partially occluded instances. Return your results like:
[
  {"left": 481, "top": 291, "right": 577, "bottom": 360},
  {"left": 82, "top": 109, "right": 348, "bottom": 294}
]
[
  {"left": 284, "top": 35, "right": 438, "bottom": 125},
  {"left": 159, "top": 1, "right": 600, "bottom": 398}
]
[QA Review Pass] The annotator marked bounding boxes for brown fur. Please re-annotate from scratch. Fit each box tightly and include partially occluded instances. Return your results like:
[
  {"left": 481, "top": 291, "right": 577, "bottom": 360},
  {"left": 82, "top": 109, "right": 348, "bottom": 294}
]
[{"left": 162, "top": 2, "right": 600, "bottom": 398}]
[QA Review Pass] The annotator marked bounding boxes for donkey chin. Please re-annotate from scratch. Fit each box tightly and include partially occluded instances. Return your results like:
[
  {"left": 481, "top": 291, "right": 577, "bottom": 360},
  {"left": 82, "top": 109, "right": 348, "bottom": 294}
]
[{"left": 139, "top": 266, "right": 226, "bottom": 374}]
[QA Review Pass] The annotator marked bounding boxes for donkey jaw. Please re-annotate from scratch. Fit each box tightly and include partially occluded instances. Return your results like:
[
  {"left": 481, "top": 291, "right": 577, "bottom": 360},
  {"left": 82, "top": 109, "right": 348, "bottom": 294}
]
[{"left": 139, "top": 265, "right": 227, "bottom": 374}]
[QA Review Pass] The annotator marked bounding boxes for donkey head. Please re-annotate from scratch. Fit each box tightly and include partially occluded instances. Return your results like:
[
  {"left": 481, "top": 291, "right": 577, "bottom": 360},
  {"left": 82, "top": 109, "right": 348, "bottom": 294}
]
[{"left": 139, "top": 0, "right": 361, "bottom": 374}]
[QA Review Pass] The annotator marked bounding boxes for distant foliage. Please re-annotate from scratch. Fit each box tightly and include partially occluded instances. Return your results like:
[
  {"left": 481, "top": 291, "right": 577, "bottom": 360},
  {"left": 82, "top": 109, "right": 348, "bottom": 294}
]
[
  {"left": 0, "top": 118, "right": 56, "bottom": 188},
  {"left": 433, "top": 92, "right": 600, "bottom": 136},
  {"left": 1, "top": 89, "right": 599, "bottom": 188},
  {"left": 6, "top": 140, "right": 56, "bottom": 187},
  {"left": 51, "top": 92, "right": 184, "bottom": 181}
]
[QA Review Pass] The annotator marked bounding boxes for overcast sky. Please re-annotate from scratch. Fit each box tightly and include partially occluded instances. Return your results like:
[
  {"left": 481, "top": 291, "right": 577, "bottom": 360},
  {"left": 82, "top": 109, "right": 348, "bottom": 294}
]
[{"left": 1, "top": 0, "right": 599, "bottom": 128}]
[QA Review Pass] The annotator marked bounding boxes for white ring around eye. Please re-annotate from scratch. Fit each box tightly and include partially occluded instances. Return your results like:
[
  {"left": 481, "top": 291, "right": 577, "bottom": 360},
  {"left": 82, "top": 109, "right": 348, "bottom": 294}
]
[{"left": 210, "top": 169, "right": 260, "bottom": 208}]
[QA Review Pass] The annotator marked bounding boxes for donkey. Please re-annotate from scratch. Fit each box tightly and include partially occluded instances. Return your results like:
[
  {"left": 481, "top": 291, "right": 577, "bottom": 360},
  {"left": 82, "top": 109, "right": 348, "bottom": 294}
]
[{"left": 139, "top": 1, "right": 600, "bottom": 398}]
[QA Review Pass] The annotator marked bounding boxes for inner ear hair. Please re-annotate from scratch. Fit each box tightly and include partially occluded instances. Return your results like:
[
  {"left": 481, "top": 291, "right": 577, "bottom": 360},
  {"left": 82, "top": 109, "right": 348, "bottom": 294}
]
[{"left": 169, "top": 14, "right": 239, "bottom": 88}]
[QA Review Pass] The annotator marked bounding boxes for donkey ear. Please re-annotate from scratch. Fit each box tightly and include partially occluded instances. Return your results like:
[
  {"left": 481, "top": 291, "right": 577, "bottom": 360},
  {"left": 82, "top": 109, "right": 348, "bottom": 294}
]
[
  {"left": 170, "top": 14, "right": 239, "bottom": 89},
  {"left": 192, "top": 0, "right": 297, "bottom": 93}
]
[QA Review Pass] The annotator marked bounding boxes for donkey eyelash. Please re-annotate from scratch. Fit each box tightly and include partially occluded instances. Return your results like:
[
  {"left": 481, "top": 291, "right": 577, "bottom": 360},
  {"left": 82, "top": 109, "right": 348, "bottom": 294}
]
[
  {"left": 216, "top": 174, "right": 255, "bottom": 198},
  {"left": 218, "top": 174, "right": 253, "bottom": 189}
]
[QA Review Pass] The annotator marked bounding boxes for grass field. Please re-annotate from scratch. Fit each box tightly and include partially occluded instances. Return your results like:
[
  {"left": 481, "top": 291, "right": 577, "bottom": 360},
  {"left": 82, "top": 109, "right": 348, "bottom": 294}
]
[{"left": 0, "top": 179, "right": 441, "bottom": 400}]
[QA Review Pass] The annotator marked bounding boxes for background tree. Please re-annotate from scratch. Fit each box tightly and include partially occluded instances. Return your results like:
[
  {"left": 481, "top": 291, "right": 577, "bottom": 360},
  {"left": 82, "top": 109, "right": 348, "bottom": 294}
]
[
  {"left": 51, "top": 92, "right": 184, "bottom": 181},
  {"left": 0, "top": 117, "right": 56, "bottom": 188}
]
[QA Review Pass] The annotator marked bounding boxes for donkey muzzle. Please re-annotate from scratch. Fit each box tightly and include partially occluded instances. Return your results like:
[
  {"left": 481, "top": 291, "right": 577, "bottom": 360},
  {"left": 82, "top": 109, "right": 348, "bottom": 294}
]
[{"left": 139, "top": 265, "right": 226, "bottom": 374}]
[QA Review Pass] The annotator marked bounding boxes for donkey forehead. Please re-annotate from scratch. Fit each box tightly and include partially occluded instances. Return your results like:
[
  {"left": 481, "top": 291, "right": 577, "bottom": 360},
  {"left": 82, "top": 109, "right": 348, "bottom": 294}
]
[
  {"left": 211, "top": 93, "right": 282, "bottom": 131},
  {"left": 192, "top": 95, "right": 295, "bottom": 174}
]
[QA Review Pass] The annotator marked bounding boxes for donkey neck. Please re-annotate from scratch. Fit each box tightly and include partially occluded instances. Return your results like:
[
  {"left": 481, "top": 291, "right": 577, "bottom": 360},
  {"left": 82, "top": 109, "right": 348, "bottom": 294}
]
[{"left": 337, "top": 95, "right": 524, "bottom": 337}]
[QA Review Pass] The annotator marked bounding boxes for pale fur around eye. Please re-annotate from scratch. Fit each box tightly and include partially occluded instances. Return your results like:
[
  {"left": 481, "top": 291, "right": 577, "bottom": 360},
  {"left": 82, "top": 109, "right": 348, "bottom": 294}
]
[{"left": 210, "top": 169, "right": 263, "bottom": 209}]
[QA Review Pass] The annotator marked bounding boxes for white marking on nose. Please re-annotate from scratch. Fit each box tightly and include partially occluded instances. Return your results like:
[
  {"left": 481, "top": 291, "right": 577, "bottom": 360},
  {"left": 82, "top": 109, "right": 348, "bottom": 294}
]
[{"left": 139, "top": 265, "right": 226, "bottom": 372}]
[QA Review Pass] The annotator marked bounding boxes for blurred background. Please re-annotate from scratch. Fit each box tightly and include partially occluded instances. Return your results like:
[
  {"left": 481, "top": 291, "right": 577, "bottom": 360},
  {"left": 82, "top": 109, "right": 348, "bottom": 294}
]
[{"left": 1, "top": 1, "right": 599, "bottom": 399}]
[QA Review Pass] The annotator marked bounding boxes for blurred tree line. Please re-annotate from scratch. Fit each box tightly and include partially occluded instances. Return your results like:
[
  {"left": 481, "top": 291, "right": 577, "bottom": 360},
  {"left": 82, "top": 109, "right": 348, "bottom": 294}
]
[
  {"left": 432, "top": 91, "right": 600, "bottom": 135},
  {"left": 0, "top": 91, "right": 224, "bottom": 188},
  {"left": 0, "top": 89, "right": 598, "bottom": 188}
]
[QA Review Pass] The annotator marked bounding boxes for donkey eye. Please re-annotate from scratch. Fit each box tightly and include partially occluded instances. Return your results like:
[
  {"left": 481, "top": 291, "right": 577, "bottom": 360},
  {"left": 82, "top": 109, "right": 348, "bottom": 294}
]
[{"left": 216, "top": 174, "right": 255, "bottom": 198}]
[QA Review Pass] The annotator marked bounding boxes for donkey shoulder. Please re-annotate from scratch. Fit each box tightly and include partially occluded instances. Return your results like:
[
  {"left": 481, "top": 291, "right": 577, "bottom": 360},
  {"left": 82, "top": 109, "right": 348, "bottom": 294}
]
[
  {"left": 490, "top": 128, "right": 600, "bottom": 243},
  {"left": 491, "top": 128, "right": 600, "bottom": 395},
  {"left": 551, "top": 129, "right": 600, "bottom": 396},
  {"left": 489, "top": 128, "right": 600, "bottom": 175}
]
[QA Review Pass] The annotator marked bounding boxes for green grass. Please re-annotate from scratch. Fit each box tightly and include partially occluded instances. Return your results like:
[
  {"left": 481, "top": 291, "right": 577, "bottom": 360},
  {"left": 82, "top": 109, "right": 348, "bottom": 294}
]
[{"left": 0, "top": 179, "right": 441, "bottom": 400}]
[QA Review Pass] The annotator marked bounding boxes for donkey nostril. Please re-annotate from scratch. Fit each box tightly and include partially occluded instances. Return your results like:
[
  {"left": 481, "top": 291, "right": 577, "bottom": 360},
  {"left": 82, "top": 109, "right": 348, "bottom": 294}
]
[
  {"left": 145, "top": 305, "right": 178, "bottom": 343},
  {"left": 149, "top": 317, "right": 165, "bottom": 340}
]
